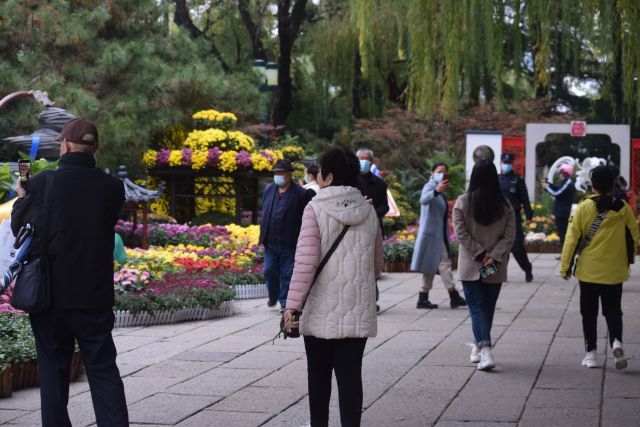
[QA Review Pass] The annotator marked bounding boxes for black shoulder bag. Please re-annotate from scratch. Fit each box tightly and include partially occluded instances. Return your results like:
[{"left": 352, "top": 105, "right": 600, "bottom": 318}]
[
  {"left": 275, "top": 224, "right": 350, "bottom": 342},
  {"left": 570, "top": 209, "right": 608, "bottom": 276},
  {"left": 10, "top": 172, "right": 55, "bottom": 313}
]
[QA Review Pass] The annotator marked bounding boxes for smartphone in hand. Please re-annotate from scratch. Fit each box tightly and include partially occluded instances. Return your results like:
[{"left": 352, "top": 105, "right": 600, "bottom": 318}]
[
  {"left": 479, "top": 262, "right": 499, "bottom": 279},
  {"left": 18, "top": 159, "right": 31, "bottom": 186}
]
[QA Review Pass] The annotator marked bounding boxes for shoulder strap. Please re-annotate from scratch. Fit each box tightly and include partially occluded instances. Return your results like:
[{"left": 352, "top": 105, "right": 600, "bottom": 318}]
[
  {"left": 579, "top": 209, "right": 608, "bottom": 254},
  {"left": 300, "top": 224, "right": 350, "bottom": 310},
  {"left": 40, "top": 172, "right": 56, "bottom": 257}
]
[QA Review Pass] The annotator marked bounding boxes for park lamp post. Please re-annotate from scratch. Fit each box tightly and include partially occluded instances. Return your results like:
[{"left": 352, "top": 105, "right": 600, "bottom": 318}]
[{"left": 252, "top": 59, "right": 278, "bottom": 146}]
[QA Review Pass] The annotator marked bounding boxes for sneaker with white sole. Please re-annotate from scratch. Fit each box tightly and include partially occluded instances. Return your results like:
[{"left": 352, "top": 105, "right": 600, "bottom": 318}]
[
  {"left": 581, "top": 350, "right": 598, "bottom": 368},
  {"left": 467, "top": 343, "right": 480, "bottom": 363},
  {"left": 477, "top": 347, "right": 495, "bottom": 371},
  {"left": 612, "top": 340, "right": 627, "bottom": 370}
]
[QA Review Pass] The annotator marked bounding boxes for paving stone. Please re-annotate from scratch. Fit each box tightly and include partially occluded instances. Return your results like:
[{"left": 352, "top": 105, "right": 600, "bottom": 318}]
[
  {"left": 535, "top": 364, "right": 603, "bottom": 390},
  {"left": 210, "top": 385, "right": 303, "bottom": 413},
  {"left": 131, "top": 359, "right": 217, "bottom": 380},
  {"left": 177, "top": 410, "right": 272, "bottom": 427},
  {"left": 498, "top": 330, "right": 555, "bottom": 345},
  {"left": 0, "top": 409, "right": 29, "bottom": 424},
  {"left": 193, "top": 334, "right": 270, "bottom": 353},
  {"left": 120, "top": 375, "right": 184, "bottom": 404},
  {"left": 128, "top": 393, "right": 221, "bottom": 424},
  {"left": 224, "top": 348, "right": 303, "bottom": 371},
  {"left": 519, "top": 406, "right": 599, "bottom": 427},
  {"left": 113, "top": 334, "right": 160, "bottom": 353},
  {"left": 393, "top": 365, "right": 475, "bottom": 392},
  {"left": 440, "top": 393, "right": 525, "bottom": 422},
  {"left": 167, "top": 367, "right": 268, "bottom": 396},
  {"left": 0, "top": 387, "right": 43, "bottom": 410},
  {"left": 253, "top": 359, "right": 309, "bottom": 389},
  {"left": 604, "top": 369, "right": 640, "bottom": 398},
  {"left": 602, "top": 397, "right": 640, "bottom": 426},
  {"left": 362, "top": 386, "right": 454, "bottom": 426},
  {"left": 436, "top": 422, "right": 517, "bottom": 427},
  {"left": 171, "top": 350, "right": 239, "bottom": 363}
]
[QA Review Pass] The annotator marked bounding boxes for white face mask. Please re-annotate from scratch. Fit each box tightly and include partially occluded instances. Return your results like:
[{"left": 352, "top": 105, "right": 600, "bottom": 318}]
[
  {"left": 433, "top": 173, "right": 444, "bottom": 183},
  {"left": 274, "top": 175, "right": 286, "bottom": 187}
]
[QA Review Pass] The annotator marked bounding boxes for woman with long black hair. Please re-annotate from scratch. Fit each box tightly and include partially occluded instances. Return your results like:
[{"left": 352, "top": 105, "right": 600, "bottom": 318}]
[
  {"left": 453, "top": 161, "right": 515, "bottom": 370},
  {"left": 560, "top": 165, "right": 639, "bottom": 369}
]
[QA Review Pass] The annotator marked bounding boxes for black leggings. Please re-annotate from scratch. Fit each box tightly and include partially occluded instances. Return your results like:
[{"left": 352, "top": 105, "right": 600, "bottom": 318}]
[
  {"left": 304, "top": 336, "right": 367, "bottom": 427},
  {"left": 579, "top": 282, "right": 623, "bottom": 352}
]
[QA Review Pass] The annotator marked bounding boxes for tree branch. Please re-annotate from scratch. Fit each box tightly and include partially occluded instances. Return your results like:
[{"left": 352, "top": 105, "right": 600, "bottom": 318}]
[
  {"left": 173, "top": 0, "right": 230, "bottom": 72},
  {"left": 238, "top": 0, "right": 268, "bottom": 60}
]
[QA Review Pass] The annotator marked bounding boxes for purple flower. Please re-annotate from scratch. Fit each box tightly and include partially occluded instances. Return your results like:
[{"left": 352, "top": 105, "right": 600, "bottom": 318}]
[
  {"left": 260, "top": 150, "right": 274, "bottom": 162},
  {"left": 235, "top": 150, "right": 252, "bottom": 167},
  {"left": 208, "top": 147, "right": 221, "bottom": 165},
  {"left": 181, "top": 148, "right": 193, "bottom": 166},
  {"left": 157, "top": 149, "right": 171, "bottom": 165}
]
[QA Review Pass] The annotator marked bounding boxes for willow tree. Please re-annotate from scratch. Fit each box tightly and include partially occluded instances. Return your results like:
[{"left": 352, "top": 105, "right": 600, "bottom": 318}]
[{"left": 344, "top": 0, "right": 640, "bottom": 125}]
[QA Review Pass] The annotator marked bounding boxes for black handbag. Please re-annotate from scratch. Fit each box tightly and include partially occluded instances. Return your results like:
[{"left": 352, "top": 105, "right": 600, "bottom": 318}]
[
  {"left": 10, "top": 172, "right": 55, "bottom": 313},
  {"left": 276, "top": 224, "right": 350, "bottom": 341}
]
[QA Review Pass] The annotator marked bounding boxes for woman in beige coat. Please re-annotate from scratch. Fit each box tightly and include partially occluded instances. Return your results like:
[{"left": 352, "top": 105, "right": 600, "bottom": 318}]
[{"left": 453, "top": 161, "right": 515, "bottom": 370}]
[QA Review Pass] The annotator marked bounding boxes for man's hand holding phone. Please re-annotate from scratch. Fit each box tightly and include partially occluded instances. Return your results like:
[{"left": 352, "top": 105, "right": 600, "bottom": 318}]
[{"left": 16, "top": 159, "right": 31, "bottom": 197}]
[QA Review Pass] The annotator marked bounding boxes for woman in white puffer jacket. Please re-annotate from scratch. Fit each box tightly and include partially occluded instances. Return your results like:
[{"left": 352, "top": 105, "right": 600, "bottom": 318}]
[{"left": 285, "top": 148, "right": 383, "bottom": 427}]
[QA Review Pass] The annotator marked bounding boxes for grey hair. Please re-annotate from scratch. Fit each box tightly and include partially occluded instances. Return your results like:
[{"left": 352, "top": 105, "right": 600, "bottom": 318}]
[{"left": 356, "top": 148, "right": 374, "bottom": 158}]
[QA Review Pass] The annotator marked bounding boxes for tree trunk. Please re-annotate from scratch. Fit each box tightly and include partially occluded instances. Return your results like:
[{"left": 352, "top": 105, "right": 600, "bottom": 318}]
[
  {"left": 270, "top": 0, "right": 308, "bottom": 127},
  {"left": 238, "top": 0, "right": 268, "bottom": 60},
  {"left": 352, "top": 49, "right": 363, "bottom": 117},
  {"left": 173, "top": 0, "right": 230, "bottom": 72}
]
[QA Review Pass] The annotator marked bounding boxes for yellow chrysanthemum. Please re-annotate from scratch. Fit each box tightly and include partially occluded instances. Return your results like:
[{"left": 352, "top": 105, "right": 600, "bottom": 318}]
[
  {"left": 142, "top": 150, "right": 158, "bottom": 168},
  {"left": 219, "top": 151, "right": 238, "bottom": 172},
  {"left": 191, "top": 150, "right": 209, "bottom": 170},
  {"left": 168, "top": 150, "right": 182, "bottom": 166},
  {"left": 184, "top": 128, "right": 228, "bottom": 150}
]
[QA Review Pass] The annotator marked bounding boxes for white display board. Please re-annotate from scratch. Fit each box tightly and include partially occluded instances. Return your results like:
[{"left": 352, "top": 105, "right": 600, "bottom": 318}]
[{"left": 465, "top": 132, "right": 503, "bottom": 183}]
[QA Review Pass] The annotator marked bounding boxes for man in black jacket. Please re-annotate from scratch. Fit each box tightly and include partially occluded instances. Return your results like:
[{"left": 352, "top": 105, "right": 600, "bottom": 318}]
[
  {"left": 356, "top": 148, "right": 389, "bottom": 230},
  {"left": 12, "top": 118, "right": 128, "bottom": 426}
]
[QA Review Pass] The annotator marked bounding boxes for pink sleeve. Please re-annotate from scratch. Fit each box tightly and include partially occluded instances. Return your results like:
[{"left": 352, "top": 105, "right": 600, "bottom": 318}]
[
  {"left": 286, "top": 204, "right": 321, "bottom": 310},
  {"left": 374, "top": 225, "right": 383, "bottom": 277}
]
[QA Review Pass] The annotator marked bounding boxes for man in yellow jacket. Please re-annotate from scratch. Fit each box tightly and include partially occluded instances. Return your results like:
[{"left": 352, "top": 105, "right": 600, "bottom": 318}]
[{"left": 560, "top": 166, "right": 639, "bottom": 370}]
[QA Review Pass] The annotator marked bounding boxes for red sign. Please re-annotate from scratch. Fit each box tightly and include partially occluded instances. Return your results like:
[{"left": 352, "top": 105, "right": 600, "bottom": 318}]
[{"left": 570, "top": 121, "right": 586, "bottom": 137}]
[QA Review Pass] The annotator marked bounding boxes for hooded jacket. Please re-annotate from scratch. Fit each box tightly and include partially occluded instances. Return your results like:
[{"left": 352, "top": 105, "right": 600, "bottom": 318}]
[
  {"left": 560, "top": 197, "right": 639, "bottom": 284},
  {"left": 286, "top": 185, "right": 383, "bottom": 339}
]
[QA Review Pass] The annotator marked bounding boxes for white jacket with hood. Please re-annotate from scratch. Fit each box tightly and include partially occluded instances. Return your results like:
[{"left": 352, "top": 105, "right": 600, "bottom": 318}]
[{"left": 286, "top": 185, "right": 383, "bottom": 339}]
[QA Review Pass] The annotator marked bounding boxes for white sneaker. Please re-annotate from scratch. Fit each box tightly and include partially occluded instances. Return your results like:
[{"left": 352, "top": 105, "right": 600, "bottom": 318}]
[
  {"left": 467, "top": 343, "right": 480, "bottom": 363},
  {"left": 612, "top": 340, "right": 627, "bottom": 370},
  {"left": 581, "top": 350, "right": 598, "bottom": 368},
  {"left": 477, "top": 347, "right": 495, "bottom": 371}
]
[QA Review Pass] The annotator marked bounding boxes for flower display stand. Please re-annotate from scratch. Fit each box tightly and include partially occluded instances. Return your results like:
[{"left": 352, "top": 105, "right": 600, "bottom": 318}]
[
  {"left": 383, "top": 261, "right": 411, "bottom": 273},
  {"left": 113, "top": 301, "right": 234, "bottom": 328},
  {"left": 233, "top": 284, "right": 268, "bottom": 300},
  {"left": 0, "top": 352, "right": 84, "bottom": 398}
]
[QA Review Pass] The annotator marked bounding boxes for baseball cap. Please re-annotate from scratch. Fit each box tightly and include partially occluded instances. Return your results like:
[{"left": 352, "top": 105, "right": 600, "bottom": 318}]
[
  {"left": 273, "top": 159, "right": 294, "bottom": 172},
  {"left": 501, "top": 153, "right": 514, "bottom": 163},
  {"left": 57, "top": 118, "right": 99, "bottom": 145}
]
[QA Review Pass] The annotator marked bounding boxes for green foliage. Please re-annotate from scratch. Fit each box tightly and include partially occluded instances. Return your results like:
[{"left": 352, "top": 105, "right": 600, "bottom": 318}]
[
  {"left": 217, "top": 272, "right": 265, "bottom": 286},
  {"left": 190, "top": 211, "right": 237, "bottom": 227},
  {"left": 383, "top": 240, "right": 413, "bottom": 263},
  {"left": 0, "top": 0, "right": 261, "bottom": 176},
  {"left": 0, "top": 314, "right": 37, "bottom": 365},
  {"left": 113, "top": 285, "right": 234, "bottom": 315}
]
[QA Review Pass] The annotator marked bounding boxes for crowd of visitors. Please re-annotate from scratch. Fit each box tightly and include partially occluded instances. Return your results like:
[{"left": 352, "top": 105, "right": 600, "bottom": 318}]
[{"left": 6, "top": 118, "right": 638, "bottom": 427}]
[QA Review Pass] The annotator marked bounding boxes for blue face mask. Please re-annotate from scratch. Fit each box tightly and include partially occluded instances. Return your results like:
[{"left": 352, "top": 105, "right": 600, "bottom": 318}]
[
  {"left": 359, "top": 160, "right": 371, "bottom": 174},
  {"left": 433, "top": 173, "right": 444, "bottom": 183},
  {"left": 274, "top": 175, "right": 286, "bottom": 187},
  {"left": 501, "top": 164, "right": 513, "bottom": 173}
]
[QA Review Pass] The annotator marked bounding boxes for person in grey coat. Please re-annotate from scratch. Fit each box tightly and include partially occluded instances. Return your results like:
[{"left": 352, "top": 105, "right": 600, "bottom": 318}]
[
  {"left": 410, "top": 162, "right": 467, "bottom": 309},
  {"left": 453, "top": 160, "right": 515, "bottom": 371}
]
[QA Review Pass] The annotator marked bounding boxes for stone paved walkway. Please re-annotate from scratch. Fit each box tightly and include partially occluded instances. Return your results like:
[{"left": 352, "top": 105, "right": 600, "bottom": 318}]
[{"left": 1, "top": 254, "right": 640, "bottom": 426}]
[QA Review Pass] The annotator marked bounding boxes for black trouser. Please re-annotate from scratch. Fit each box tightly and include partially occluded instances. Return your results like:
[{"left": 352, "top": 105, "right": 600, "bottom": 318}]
[
  {"left": 29, "top": 308, "right": 128, "bottom": 427},
  {"left": 304, "top": 336, "right": 367, "bottom": 427},
  {"left": 511, "top": 215, "right": 532, "bottom": 273},
  {"left": 555, "top": 215, "right": 569, "bottom": 246},
  {"left": 579, "top": 282, "right": 623, "bottom": 352}
]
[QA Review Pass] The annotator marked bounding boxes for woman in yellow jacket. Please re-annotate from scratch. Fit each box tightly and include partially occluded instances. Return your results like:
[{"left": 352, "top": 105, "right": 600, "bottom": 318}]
[{"left": 560, "top": 166, "right": 639, "bottom": 370}]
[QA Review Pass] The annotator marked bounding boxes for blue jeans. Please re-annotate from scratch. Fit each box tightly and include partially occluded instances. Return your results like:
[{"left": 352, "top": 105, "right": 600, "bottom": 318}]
[
  {"left": 263, "top": 243, "right": 296, "bottom": 308},
  {"left": 462, "top": 281, "right": 502, "bottom": 348}
]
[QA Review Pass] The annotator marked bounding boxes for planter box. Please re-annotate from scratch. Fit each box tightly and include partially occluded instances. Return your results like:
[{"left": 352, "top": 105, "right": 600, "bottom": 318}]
[
  {"left": 383, "top": 261, "right": 411, "bottom": 273},
  {"left": 525, "top": 243, "right": 562, "bottom": 253},
  {"left": 233, "top": 284, "right": 268, "bottom": 300},
  {"left": 113, "top": 301, "right": 234, "bottom": 328},
  {"left": 1, "top": 352, "right": 83, "bottom": 399}
]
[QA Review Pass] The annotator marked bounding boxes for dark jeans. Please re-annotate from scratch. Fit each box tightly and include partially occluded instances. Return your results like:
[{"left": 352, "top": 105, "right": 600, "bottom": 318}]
[
  {"left": 263, "top": 242, "right": 296, "bottom": 308},
  {"left": 511, "top": 216, "right": 532, "bottom": 273},
  {"left": 462, "top": 281, "right": 502, "bottom": 348},
  {"left": 555, "top": 215, "right": 569, "bottom": 246},
  {"left": 579, "top": 282, "right": 623, "bottom": 351},
  {"left": 304, "top": 336, "right": 367, "bottom": 427},
  {"left": 29, "top": 308, "right": 128, "bottom": 427}
]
